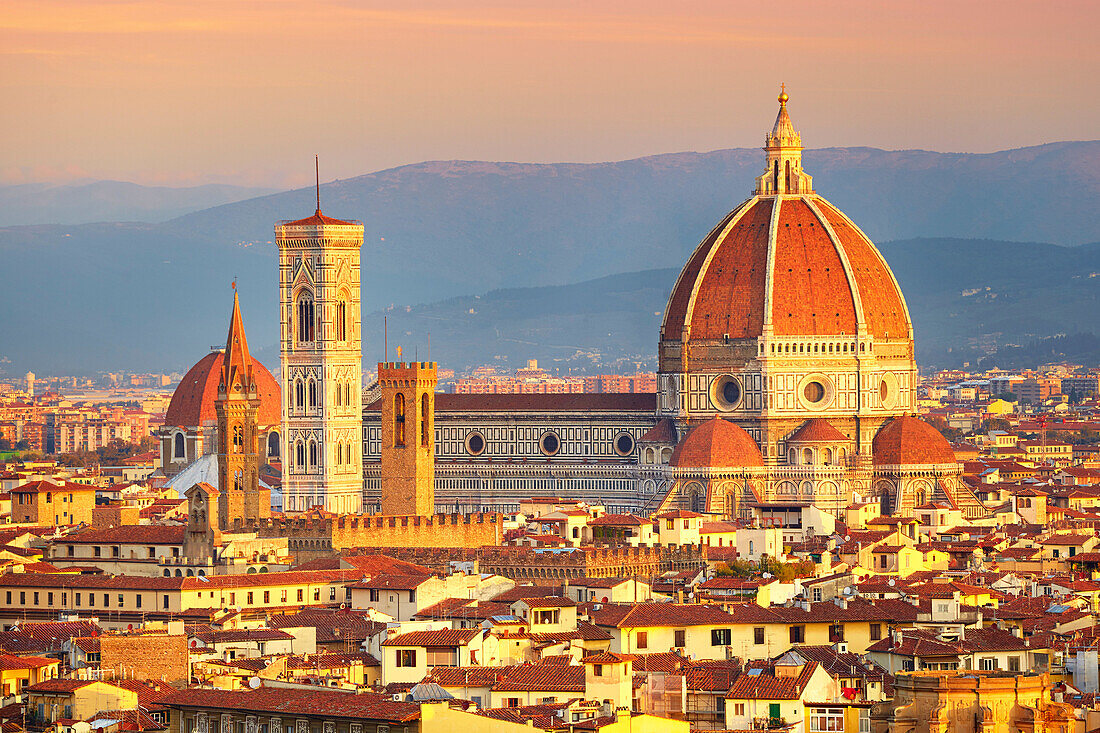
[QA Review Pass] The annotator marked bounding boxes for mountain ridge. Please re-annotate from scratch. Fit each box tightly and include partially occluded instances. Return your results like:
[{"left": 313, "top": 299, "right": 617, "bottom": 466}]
[{"left": 2, "top": 141, "right": 1098, "bottom": 375}]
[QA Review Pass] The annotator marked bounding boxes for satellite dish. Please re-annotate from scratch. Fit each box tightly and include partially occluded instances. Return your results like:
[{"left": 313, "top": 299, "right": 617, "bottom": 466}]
[
  {"left": 249, "top": 677, "right": 261, "bottom": 689},
  {"left": 844, "top": 535, "right": 851, "bottom": 542},
  {"left": 888, "top": 579, "right": 896, "bottom": 586},
  {"left": 762, "top": 573, "right": 772, "bottom": 579}
]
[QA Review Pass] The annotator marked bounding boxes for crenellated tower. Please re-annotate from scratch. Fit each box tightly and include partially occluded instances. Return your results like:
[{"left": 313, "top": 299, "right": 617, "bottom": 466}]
[
  {"left": 378, "top": 360, "right": 437, "bottom": 516},
  {"left": 275, "top": 173, "right": 364, "bottom": 513}
]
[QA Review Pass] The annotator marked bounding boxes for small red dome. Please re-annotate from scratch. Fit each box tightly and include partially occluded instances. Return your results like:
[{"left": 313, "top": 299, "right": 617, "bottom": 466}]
[
  {"left": 872, "top": 416, "right": 956, "bottom": 466},
  {"left": 787, "top": 418, "right": 849, "bottom": 443},
  {"left": 670, "top": 417, "right": 764, "bottom": 468},
  {"left": 661, "top": 196, "right": 910, "bottom": 342},
  {"left": 164, "top": 351, "right": 281, "bottom": 427}
]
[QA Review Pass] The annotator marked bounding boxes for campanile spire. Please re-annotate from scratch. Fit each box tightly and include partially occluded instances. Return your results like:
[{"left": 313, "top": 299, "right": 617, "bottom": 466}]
[{"left": 755, "top": 86, "right": 814, "bottom": 195}]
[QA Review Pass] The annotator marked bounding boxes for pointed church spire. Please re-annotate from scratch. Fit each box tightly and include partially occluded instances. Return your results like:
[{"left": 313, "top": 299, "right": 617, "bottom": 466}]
[
  {"left": 755, "top": 86, "right": 814, "bottom": 196},
  {"left": 222, "top": 284, "right": 254, "bottom": 394}
]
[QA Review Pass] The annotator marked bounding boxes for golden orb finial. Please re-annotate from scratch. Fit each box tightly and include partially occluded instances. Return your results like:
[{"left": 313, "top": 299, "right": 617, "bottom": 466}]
[{"left": 778, "top": 83, "right": 788, "bottom": 105}]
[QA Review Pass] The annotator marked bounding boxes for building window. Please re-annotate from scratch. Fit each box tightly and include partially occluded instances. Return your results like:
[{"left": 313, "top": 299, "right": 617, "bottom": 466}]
[
  {"left": 247, "top": 592, "right": 254, "bottom": 604},
  {"left": 979, "top": 658, "right": 998, "bottom": 671},
  {"left": 297, "top": 589, "right": 304, "bottom": 603},
  {"left": 809, "top": 708, "right": 843, "bottom": 732},
  {"left": 790, "top": 625, "right": 804, "bottom": 643},
  {"left": 711, "top": 628, "right": 732, "bottom": 646},
  {"left": 295, "top": 379, "right": 305, "bottom": 409},
  {"left": 1008, "top": 656, "right": 1021, "bottom": 672},
  {"left": 636, "top": 631, "right": 648, "bottom": 649},
  {"left": 421, "top": 394, "right": 430, "bottom": 447},
  {"left": 396, "top": 650, "right": 417, "bottom": 667},
  {"left": 829, "top": 624, "right": 845, "bottom": 642},
  {"left": 264, "top": 591, "right": 270, "bottom": 604},
  {"left": 295, "top": 441, "right": 305, "bottom": 469},
  {"left": 174, "top": 432, "right": 185, "bottom": 458},
  {"left": 336, "top": 300, "right": 347, "bottom": 341},
  {"left": 869, "top": 623, "right": 882, "bottom": 641},
  {"left": 308, "top": 380, "right": 317, "bottom": 408},
  {"left": 308, "top": 441, "right": 318, "bottom": 469},
  {"left": 394, "top": 393, "right": 405, "bottom": 447},
  {"left": 232, "top": 424, "right": 243, "bottom": 453},
  {"left": 296, "top": 294, "right": 315, "bottom": 343},
  {"left": 753, "top": 627, "right": 765, "bottom": 645},
  {"left": 593, "top": 664, "right": 603, "bottom": 677},
  {"left": 674, "top": 629, "right": 686, "bottom": 648}
]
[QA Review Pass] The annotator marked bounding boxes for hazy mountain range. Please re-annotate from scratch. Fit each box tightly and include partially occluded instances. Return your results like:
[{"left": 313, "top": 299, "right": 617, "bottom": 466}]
[
  {"left": 0, "top": 181, "right": 278, "bottom": 226},
  {"left": 0, "top": 141, "right": 1097, "bottom": 376}
]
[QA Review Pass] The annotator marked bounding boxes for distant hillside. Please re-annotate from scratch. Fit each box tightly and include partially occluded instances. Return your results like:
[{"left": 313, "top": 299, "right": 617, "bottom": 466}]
[
  {"left": 320, "top": 239, "right": 1098, "bottom": 374},
  {"left": 0, "top": 181, "right": 278, "bottom": 226},
  {"left": 1, "top": 141, "right": 1098, "bottom": 375}
]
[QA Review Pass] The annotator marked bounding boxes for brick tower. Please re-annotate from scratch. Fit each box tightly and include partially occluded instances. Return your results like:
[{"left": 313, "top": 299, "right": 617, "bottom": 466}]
[
  {"left": 378, "top": 360, "right": 437, "bottom": 516},
  {"left": 215, "top": 287, "right": 270, "bottom": 529},
  {"left": 275, "top": 171, "right": 364, "bottom": 514}
]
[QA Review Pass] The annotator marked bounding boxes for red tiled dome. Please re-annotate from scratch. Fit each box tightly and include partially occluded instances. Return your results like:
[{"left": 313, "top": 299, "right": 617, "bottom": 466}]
[
  {"left": 872, "top": 416, "right": 957, "bottom": 466},
  {"left": 787, "top": 418, "right": 849, "bottom": 443},
  {"left": 670, "top": 417, "right": 764, "bottom": 468},
  {"left": 164, "top": 351, "right": 281, "bottom": 427},
  {"left": 661, "top": 195, "right": 911, "bottom": 343}
]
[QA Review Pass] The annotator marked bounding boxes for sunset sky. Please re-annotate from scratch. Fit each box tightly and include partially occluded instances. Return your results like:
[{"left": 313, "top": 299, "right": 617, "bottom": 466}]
[{"left": 3, "top": 0, "right": 1097, "bottom": 187}]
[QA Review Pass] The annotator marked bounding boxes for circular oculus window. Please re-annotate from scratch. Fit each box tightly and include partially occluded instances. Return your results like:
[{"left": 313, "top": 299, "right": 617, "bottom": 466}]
[
  {"left": 539, "top": 431, "right": 561, "bottom": 456},
  {"left": 879, "top": 372, "right": 899, "bottom": 409},
  {"left": 710, "top": 374, "right": 744, "bottom": 411},
  {"left": 614, "top": 432, "right": 635, "bottom": 457},
  {"left": 465, "top": 431, "right": 486, "bottom": 456},
  {"left": 797, "top": 374, "right": 835, "bottom": 410}
]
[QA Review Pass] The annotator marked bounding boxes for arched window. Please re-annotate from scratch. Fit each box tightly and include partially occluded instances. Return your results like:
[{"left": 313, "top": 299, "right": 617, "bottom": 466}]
[
  {"left": 295, "top": 379, "right": 305, "bottom": 409},
  {"left": 785, "top": 160, "right": 791, "bottom": 192},
  {"left": 803, "top": 447, "right": 813, "bottom": 465},
  {"left": 773, "top": 160, "right": 779, "bottom": 191},
  {"left": 394, "top": 393, "right": 405, "bottom": 447},
  {"left": 837, "top": 448, "right": 846, "bottom": 464},
  {"left": 267, "top": 431, "right": 279, "bottom": 458},
  {"left": 336, "top": 300, "right": 347, "bottom": 341},
  {"left": 173, "top": 432, "right": 185, "bottom": 458},
  {"left": 823, "top": 447, "right": 833, "bottom": 465},
  {"left": 234, "top": 470, "right": 243, "bottom": 492},
  {"left": 308, "top": 440, "right": 318, "bottom": 468},
  {"left": 296, "top": 293, "right": 315, "bottom": 343},
  {"left": 336, "top": 382, "right": 343, "bottom": 407},
  {"left": 295, "top": 440, "right": 305, "bottom": 469},
  {"left": 307, "top": 379, "right": 317, "bottom": 408},
  {"left": 232, "top": 424, "right": 243, "bottom": 453},
  {"left": 421, "top": 394, "right": 430, "bottom": 447},
  {"left": 45, "top": 492, "right": 52, "bottom": 504},
  {"left": 346, "top": 383, "right": 354, "bottom": 406}
]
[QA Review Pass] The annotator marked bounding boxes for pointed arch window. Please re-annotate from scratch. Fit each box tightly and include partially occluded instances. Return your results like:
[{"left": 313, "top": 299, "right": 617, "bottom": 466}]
[
  {"left": 232, "top": 424, "right": 243, "bottom": 453},
  {"left": 773, "top": 160, "right": 780, "bottom": 191},
  {"left": 785, "top": 160, "right": 792, "bottom": 192},
  {"left": 307, "top": 379, "right": 317, "bottom": 408},
  {"left": 296, "top": 292, "right": 315, "bottom": 343},
  {"left": 394, "top": 393, "right": 405, "bottom": 447},
  {"left": 308, "top": 440, "right": 318, "bottom": 469},
  {"left": 421, "top": 394, "right": 430, "bottom": 447},
  {"left": 234, "top": 470, "right": 244, "bottom": 493},
  {"left": 173, "top": 432, "right": 185, "bottom": 458},
  {"left": 336, "top": 381, "right": 344, "bottom": 407},
  {"left": 295, "top": 379, "right": 305, "bottom": 410},
  {"left": 336, "top": 300, "right": 347, "bottom": 342},
  {"left": 295, "top": 440, "right": 305, "bottom": 470}
]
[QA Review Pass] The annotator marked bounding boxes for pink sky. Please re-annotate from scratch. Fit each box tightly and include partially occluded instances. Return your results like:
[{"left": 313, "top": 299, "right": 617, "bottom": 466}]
[{"left": 2, "top": 0, "right": 1097, "bottom": 186}]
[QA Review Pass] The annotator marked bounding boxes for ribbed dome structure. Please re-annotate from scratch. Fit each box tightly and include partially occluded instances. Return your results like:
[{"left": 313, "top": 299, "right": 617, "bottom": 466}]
[
  {"left": 670, "top": 417, "right": 764, "bottom": 468},
  {"left": 660, "top": 189, "right": 911, "bottom": 342},
  {"left": 165, "top": 351, "right": 281, "bottom": 427},
  {"left": 872, "top": 416, "right": 957, "bottom": 466}
]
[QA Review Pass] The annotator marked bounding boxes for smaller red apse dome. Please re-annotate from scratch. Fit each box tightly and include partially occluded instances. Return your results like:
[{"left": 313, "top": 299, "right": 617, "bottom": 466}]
[
  {"left": 872, "top": 416, "right": 957, "bottom": 466},
  {"left": 164, "top": 351, "right": 281, "bottom": 427},
  {"left": 670, "top": 417, "right": 764, "bottom": 469}
]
